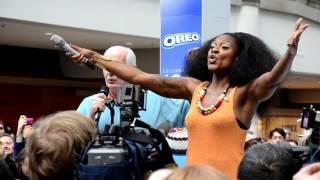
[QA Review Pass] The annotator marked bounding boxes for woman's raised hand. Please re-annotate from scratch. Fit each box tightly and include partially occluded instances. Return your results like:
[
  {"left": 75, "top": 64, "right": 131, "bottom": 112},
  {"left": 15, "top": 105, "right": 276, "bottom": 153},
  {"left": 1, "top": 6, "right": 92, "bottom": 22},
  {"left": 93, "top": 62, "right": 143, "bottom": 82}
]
[{"left": 287, "top": 18, "right": 309, "bottom": 50}]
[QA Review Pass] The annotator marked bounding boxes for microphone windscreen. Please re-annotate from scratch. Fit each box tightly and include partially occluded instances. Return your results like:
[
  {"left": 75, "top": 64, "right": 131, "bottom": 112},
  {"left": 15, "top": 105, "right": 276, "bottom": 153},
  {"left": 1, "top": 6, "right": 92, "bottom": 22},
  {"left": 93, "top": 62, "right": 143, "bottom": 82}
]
[
  {"left": 50, "top": 34, "right": 65, "bottom": 46},
  {"left": 99, "top": 86, "right": 109, "bottom": 95}
]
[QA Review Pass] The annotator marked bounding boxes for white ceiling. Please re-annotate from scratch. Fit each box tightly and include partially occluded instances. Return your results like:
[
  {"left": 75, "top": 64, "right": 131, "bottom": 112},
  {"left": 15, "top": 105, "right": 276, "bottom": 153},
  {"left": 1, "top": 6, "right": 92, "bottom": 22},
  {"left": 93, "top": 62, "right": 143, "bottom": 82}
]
[
  {"left": 1, "top": 18, "right": 320, "bottom": 90},
  {"left": 0, "top": 18, "right": 160, "bottom": 50}
]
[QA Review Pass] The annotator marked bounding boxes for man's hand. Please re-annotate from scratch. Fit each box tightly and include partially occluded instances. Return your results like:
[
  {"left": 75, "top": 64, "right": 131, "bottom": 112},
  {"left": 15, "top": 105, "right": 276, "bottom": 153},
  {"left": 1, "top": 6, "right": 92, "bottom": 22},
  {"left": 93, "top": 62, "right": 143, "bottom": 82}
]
[{"left": 89, "top": 93, "right": 108, "bottom": 119}]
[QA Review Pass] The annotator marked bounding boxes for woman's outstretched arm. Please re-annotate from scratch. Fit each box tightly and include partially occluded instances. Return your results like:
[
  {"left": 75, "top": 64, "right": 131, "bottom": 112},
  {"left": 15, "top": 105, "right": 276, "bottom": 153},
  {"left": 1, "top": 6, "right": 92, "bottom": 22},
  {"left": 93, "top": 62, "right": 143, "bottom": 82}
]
[
  {"left": 70, "top": 46, "right": 200, "bottom": 100},
  {"left": 235, "top": 18, "right": 309, "bottom": 127},
  {"left": 250, "top": 18, "right": 309, "bottom": 102}
]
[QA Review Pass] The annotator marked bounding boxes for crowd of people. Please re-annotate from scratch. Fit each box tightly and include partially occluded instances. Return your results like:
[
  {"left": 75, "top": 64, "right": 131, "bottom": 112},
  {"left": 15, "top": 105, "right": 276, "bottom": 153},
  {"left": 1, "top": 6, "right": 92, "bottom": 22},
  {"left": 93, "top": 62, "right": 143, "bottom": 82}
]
[{"left": 1, "top": 17, "right": 320, "bottom": 180}]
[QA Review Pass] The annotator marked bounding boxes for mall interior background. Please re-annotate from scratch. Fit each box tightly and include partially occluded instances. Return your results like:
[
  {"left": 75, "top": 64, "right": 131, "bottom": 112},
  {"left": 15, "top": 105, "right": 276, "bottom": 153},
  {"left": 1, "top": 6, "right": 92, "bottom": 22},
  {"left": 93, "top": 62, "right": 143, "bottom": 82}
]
[{"left": 1, "top": 0, "right": 320, "bottom": 140}]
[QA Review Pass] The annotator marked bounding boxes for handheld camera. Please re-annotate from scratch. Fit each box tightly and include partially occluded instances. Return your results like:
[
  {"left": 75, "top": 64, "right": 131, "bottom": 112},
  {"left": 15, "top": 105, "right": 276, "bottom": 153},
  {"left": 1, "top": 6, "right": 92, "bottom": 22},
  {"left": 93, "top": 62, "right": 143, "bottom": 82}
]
[{"left": 26, "top": 118, "right": 33, "bottom": 125}]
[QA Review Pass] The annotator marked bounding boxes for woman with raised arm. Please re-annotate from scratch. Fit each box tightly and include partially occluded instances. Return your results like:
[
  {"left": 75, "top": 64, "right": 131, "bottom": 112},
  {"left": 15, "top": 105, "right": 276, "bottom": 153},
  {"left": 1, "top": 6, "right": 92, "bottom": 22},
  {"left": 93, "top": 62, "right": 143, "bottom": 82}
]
[{"left": 70, "top": 18, "right": 308, "bottom": 179}]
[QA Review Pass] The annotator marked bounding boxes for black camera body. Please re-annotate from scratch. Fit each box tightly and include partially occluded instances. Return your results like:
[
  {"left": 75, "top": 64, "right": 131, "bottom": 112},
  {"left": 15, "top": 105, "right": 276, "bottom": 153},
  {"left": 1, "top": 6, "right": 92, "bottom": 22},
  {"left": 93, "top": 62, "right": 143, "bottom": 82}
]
[
  {"left": 299, "top": 105, "right": 320, "bottom": 163},
  {"left": 116, "top": 84, "right": 146, "bottom": 122},
  {"left": 279, "top": 142, "right": 310, "bottom": 165},
  {"left": 86, "top": 84, "right": 147, "bottom": 166},
  {"left": 87, "top": 136, "right": 128, "bottom": 165},
  {"left": 83, "top": 84, "right": 175, "bottom": 177},
  {"left": 301, "top": 105, "right": 320, "bottom": 129}
]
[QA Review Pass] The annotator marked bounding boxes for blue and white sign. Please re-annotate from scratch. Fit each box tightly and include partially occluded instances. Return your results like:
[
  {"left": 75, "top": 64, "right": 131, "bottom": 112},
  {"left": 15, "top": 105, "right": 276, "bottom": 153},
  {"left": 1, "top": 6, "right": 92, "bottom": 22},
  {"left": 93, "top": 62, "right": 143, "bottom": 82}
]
[
  {"left": 162, "top": 32, "right": 200, "bottom": 49},
  {"left": 160, "top": 0, "right": 230, "bottom": 167},
  {"left": 160, "top": 0, "right": 230, "bottom": 77},
  {"left": 160, "top": 0, "right": 202, "bottom": 77}
]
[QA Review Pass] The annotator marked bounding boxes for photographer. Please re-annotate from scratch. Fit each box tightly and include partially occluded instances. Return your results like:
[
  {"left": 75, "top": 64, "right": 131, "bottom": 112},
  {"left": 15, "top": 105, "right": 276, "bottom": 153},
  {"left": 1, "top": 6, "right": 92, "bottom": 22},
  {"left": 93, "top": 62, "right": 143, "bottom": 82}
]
[
  {"left": 77, "top": 46, "right": 190, "bottom": 134},
  {"left": 76, "top": 46, "right": 183, "bottom": 180}
]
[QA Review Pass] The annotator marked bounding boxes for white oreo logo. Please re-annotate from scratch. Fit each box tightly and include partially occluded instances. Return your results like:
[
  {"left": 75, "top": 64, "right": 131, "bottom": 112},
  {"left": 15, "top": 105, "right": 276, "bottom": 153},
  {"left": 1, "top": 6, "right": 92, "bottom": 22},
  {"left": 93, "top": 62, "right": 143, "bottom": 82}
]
[{"left": 162, "top": 32, "right": 200, "bottom": 49}]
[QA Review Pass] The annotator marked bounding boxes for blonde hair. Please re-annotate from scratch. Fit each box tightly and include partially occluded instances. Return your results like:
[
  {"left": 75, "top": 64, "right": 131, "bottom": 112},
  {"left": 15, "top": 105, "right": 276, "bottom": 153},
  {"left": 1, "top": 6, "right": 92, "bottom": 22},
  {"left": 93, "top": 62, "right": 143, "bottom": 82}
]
[
  {"left": 165, "top": 165, "right": 229, "bottom": 180},
  {"left": 26, "top": 110, "right": 96, "bottom": 180}
]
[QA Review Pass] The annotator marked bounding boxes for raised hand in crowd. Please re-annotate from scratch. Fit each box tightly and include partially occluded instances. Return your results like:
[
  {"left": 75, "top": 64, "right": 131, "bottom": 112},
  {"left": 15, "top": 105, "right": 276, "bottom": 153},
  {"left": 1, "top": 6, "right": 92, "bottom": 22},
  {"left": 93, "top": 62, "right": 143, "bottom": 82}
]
[{"left": 293, "top": 163, "right": 320, "bottom": 180}]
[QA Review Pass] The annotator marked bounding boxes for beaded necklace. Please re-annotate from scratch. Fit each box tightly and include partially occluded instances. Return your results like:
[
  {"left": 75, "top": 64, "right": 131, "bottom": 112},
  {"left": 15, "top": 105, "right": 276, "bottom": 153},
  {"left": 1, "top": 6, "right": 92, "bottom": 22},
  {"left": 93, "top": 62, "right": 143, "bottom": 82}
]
[{"left": 196, "top": 82, "right": 230, "bottom": 115}]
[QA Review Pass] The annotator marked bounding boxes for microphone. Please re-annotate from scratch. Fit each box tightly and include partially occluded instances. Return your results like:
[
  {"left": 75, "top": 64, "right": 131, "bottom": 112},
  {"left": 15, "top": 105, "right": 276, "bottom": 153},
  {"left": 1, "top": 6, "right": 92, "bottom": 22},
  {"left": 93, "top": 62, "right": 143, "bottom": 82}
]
[
  {"left": 95, "top": 86, "right": 109, "bottom": 123},
  {"left": 49, "top": 34, "right": 95, "bottom": 70}
]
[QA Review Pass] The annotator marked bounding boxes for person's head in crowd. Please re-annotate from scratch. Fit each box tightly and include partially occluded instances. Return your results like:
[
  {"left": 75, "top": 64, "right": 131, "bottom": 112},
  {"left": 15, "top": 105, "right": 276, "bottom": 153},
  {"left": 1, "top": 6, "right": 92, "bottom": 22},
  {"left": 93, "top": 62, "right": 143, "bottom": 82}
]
[
  {"left": 164, "top": 165, "right": 229, "bottom": 180},
  {"left": 0, "top": 134, "right": 14, "bottom": 159},
  {"left": 269, "top": 128, "right": 286, "bottom": 144},
  {"left": 244, "top": 137, "right": 265, "bottom": 151},
  {"left": 86, "top": 46, "right": 137, "bottom": 120},
  {"left": 238, "top": 143, "right": 302, "bottom": 180},
  {"left": 103, "top": 46, "right": 136, "bottom": 98},
  {"left": 0, "top": 120, "right": 8, "bottom": 136},
  {"left": 25, "top": 110, "right": 96, "bottom": 180}
]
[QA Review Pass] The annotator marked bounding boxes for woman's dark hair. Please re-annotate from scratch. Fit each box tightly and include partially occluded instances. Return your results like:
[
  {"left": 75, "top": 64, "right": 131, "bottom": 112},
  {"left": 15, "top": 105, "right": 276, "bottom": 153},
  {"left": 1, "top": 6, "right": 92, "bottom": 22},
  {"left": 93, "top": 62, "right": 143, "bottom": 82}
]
[
  {"left": 182, "top": 40, "right": 212, "bottom": 81},
  {"left": 183, "top": 32, "right": 278, "bottom": 87}
]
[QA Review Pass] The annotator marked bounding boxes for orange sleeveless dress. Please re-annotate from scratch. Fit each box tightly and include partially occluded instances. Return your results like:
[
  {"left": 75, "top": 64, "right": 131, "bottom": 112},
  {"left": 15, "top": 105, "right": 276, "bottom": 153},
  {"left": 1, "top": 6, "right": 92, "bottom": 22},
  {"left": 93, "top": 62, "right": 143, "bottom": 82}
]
[{"left": 186, "top": 82, "right": 247, "bottom": 180}]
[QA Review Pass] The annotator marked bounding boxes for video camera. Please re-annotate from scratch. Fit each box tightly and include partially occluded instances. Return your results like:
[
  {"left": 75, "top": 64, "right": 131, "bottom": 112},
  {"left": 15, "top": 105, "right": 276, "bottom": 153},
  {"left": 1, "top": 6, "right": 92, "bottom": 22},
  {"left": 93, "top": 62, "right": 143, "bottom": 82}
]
[
  {"left": 87, "top": 84, "right": 147, "bottom": 166},
  {"left": 299, "top": 105, "right": 320, "bottom": 163},
  {"left": 279, "top": 141, "right": 310, "bottom": 165},
  {"left": 301, "top": 105, "right": 320, "bottom": 129},
  {"left": 116, "top": 84, "right": 146, "bottom": 122},
  {"left": 79, "top": 84, "right": 174, "bottom": 180}
]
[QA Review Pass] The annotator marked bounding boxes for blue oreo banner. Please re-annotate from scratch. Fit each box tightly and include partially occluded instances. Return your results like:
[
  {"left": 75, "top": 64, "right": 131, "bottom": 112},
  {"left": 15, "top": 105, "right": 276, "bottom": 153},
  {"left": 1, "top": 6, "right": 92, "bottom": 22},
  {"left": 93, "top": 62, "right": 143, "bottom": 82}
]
[{"left": 160, "top": 0, "right": 202, "bottom": 77}]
